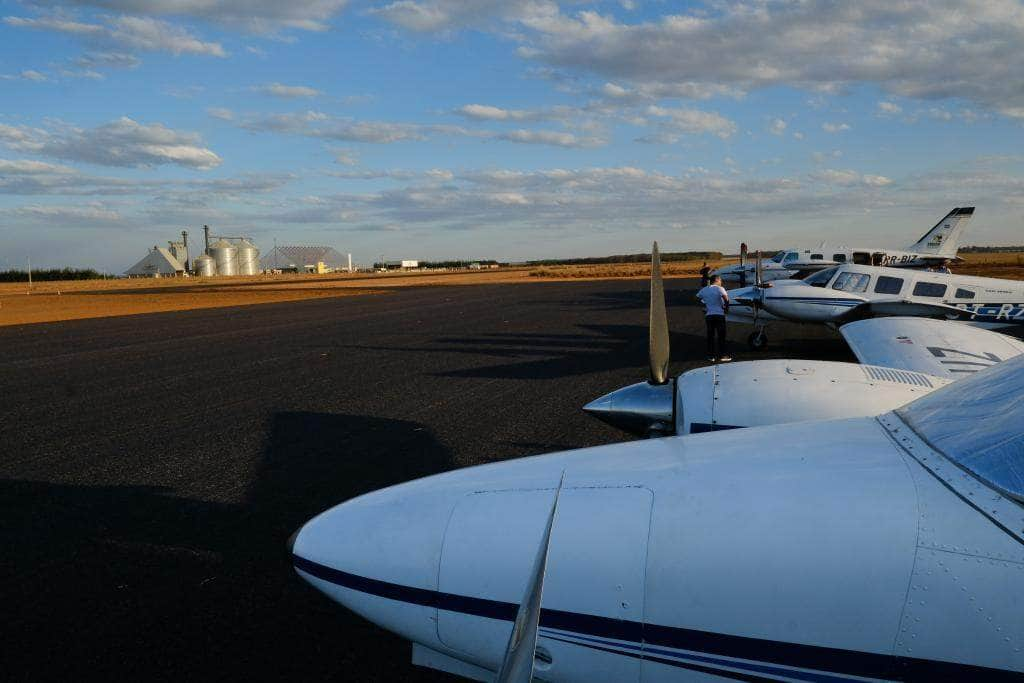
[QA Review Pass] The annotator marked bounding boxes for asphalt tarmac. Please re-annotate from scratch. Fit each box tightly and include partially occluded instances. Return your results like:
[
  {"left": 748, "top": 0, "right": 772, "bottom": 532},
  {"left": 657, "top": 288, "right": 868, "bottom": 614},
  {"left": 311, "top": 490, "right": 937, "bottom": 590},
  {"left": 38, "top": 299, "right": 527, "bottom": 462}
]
[{"left": 0, "top": 277, "right": 850, "bottom": 681}]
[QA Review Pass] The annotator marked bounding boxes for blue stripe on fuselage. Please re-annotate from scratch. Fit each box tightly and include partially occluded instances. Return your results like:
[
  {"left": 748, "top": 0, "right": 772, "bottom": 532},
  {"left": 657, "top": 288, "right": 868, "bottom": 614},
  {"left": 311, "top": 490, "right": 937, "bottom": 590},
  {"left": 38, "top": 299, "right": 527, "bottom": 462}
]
[{"left": 292, "top": 554, "right": 1020, "bottom": 681}]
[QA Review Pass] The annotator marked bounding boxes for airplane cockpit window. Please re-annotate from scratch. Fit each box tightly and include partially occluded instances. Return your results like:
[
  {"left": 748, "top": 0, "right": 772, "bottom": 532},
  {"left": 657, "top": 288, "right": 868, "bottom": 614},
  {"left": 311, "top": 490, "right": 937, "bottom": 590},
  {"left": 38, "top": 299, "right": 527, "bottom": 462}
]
[
  {"left": 874, "top": 276, "right": 904, "bottom": 294},
  {"left": 810, "top": 253, "right": 823, "bottom": 260},
  {"left": 770, "top": 251, "right": 786, "bottom": 263},
  {"left": 898, "top": 355, "right": 1024, "bottom": 504},
  {"left": 913, "top": 282, "right": 947, "bottom": 298},
  {"left": 783, "top": 252, "right": 799, "bottom": 264},
  {"left": 832, "top": 253, "right": 846, "bottom": 262},
  {"left": 832, "top": 272, "right": 870, "bottom": 293},
  {"left": 803, "top": 267, "right": 838, "bottom": 287},
  {"left": 955, "top": 288, "right": 976, "bottom": 299}
]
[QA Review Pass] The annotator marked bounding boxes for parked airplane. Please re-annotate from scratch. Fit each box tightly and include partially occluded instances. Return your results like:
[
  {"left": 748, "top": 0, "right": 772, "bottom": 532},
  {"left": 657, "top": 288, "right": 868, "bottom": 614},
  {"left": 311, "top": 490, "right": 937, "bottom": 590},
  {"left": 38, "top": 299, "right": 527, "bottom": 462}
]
[
  {"left": 291, "top": 246, "right": 1024, "bottom": 682},
  {"left": 714, "top": 207, "right": 974, "bottom": 284},
  {"left": 586, "top": 246, "right": 1024, "bottom": 436},
  {"left": 730, "top": 257, "right": 1024, "bottom": 348}
]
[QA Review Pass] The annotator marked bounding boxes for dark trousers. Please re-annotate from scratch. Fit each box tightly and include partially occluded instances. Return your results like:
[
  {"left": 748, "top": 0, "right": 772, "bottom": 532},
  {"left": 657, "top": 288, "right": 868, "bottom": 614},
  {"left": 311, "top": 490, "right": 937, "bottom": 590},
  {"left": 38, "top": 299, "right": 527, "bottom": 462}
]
[{"left": 706, "top": 314, "right": 727, "bottom": 358}]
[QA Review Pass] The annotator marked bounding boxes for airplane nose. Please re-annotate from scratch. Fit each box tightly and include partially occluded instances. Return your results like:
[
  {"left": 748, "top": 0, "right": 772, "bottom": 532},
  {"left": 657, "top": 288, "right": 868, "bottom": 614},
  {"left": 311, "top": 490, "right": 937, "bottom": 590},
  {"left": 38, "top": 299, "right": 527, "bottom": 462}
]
[{"left": 290, "top": 479, "right": 457, "bottom": 650}]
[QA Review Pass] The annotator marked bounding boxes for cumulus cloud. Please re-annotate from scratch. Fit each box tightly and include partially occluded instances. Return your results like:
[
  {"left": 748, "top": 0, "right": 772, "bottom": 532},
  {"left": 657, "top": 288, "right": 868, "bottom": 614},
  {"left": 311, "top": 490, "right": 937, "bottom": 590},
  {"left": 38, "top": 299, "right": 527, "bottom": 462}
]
[
  {"left": 25, "top": 1, "right": 350, "bottom": 32},
  {"left": 234, "top": 110, "right": 608, "bottom": 147},
  {"left": 254, "top": 82, "right": 322, "bottom": 98},
  {"left": 0, "top": 117, "right": 222, "bottom": 169},
  {"left": 207, "top": 107, "right": 235, "bottom": 121},
  {"left": 877, "top": 101, "right": 902, "bottom": 115},
  {"left": 497, "top": 129, "right": 604, "bottom": 148},
  {"left": 822, "top": 122, "right": 851, "bottom": 133},
  {"left": 4, "top": 15, "right": 226, "bottom": 57},
  {"left": 810, "top": 168, "right": 892, "bottom": 186},
  {"left": 367, "top": 0, "right": 537, "bottom": 32},
  {"left": 455, "top": 104, "right": 531, "bottom": 121},
  {"left": 644, "top": 106, "right": 737, "bottom": 139},
  {"left": 508, "top": 1, "right": 1024, "bottom": 119},
  {"left": 768, "top": 118, "right": 787, "bottom": 136}
]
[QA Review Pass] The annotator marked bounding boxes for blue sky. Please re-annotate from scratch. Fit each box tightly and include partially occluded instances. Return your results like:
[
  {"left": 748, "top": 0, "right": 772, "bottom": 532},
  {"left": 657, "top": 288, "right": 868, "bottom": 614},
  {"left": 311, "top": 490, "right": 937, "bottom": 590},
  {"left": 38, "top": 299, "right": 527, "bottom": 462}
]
[{"left": 2, "top": 0, "right": 1023, "bottom": 271}]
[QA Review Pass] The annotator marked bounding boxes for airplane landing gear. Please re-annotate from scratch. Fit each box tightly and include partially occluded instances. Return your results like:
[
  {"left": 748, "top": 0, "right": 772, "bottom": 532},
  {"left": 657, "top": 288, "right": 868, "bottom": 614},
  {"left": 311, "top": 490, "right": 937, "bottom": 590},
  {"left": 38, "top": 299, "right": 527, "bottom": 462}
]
[{"left": 748, "top": 329, "right": 768, "bottom": 350}]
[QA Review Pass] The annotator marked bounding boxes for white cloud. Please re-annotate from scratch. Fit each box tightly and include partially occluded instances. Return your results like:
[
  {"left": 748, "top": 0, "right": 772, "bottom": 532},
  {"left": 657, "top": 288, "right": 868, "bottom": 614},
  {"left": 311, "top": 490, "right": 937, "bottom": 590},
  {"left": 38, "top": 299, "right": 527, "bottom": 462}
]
[
  {"left": 877, "top": 101, "right": 902, "bottom": 115},
  {"left": 235, "top": 110, "right": 608, "bottom": 147},
  {"left": 75, "top": 51, "right": 141, "bottom": 69},
  {"left": 207, "top": 107, "right": 235, "bottom": 121},
  {"left": 4, "top": 15, "right": 226, "bottom": 57},
  {"left": 0, "top": 159, "right": 77, "bottom": 174},
  {"left": 768, "top": 118, "right": 787, "bottom": 136},
  {"left": 497, "top": 129, "right": 604, "bottom": 148},
  {"left": 26, "top": 1, "right": 351, "bottom": 33},
  {"left": 0, "top": 117, "right": 222, "bottom": 169},
  {"left": 645, "top": 105, "right": 737, "bottom": 139},
  {"left": 822, "top": 122, "right": 850, "bottom": 133},
  {"left": 254, "top": 82, "right": 322, "bottom": 98},
  {"left": 367, "top": 0, "right": 537, "bottom": 32},
  {"left": 507, "top": 1, "right": 1024, "bottom": 118},
  {"left": 456, "top": 104, "right": 530, "bottom": 121},
  {"left": 332, "top": 148, "right": 359, "bottom": 165},
  {"left": 810, "top": 168, "right": 892, "bottom": 186},
  {"left": 21, "top": 69, "right": 48, "bottom": 82}
]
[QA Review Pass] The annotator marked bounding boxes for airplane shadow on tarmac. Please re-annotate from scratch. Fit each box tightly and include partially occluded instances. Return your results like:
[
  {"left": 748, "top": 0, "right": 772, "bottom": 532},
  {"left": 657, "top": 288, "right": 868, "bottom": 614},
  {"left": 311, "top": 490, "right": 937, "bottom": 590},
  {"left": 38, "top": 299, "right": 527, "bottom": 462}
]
[{"left": 2, "top": 412, "right": 459, "bottom": 682}]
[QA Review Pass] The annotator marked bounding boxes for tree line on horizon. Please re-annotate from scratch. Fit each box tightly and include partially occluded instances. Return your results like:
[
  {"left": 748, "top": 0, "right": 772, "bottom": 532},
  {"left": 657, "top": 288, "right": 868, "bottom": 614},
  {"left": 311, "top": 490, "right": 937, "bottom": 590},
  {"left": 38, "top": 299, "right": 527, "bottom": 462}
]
[{"left": 0, "top": 268, "right": 112, "bottom": 282}]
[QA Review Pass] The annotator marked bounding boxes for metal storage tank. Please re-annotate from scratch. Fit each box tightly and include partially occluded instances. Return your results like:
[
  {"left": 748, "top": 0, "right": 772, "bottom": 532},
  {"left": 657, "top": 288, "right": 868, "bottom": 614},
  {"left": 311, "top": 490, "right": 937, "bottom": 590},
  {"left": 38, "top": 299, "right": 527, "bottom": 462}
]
[
  {"left": 209, "top": 239, "right": 238, "bottom": 276},
  {"left": 236, "top": 238, "right": 260, "bottom": 276},
  {"left": 193, "top": 253, "right": 216, "bottom": 277}
]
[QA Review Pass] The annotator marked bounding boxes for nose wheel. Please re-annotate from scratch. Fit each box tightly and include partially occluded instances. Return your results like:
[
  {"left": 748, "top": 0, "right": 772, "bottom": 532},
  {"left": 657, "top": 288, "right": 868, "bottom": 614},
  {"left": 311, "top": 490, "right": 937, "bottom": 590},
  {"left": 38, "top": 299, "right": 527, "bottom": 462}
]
[{"left": 747, "top": 330, "right": 768, "bottom": 350}]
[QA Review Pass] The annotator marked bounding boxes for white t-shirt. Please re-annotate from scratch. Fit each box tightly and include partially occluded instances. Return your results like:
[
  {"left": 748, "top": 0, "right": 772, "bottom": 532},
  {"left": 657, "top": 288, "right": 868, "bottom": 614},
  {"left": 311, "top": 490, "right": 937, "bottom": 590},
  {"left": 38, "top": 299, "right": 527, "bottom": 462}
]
[{"left": 697, "top": 284, "right": 729, "bottom": 316}]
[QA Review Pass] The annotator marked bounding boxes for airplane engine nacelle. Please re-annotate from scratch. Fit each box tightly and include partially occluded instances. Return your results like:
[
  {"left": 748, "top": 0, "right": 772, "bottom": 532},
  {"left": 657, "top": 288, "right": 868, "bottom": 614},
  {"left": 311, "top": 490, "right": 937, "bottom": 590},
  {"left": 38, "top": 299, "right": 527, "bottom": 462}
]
[{"left": 676, "top": 360, "right": 947, "bottom": 434}]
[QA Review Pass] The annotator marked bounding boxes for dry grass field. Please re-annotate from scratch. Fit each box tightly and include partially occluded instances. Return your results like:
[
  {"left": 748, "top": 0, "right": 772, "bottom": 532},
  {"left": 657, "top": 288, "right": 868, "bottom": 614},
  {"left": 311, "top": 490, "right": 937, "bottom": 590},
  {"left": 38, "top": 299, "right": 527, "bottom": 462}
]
[{"left": 1, "top": 253, "right": 1020, "bottom": 327}]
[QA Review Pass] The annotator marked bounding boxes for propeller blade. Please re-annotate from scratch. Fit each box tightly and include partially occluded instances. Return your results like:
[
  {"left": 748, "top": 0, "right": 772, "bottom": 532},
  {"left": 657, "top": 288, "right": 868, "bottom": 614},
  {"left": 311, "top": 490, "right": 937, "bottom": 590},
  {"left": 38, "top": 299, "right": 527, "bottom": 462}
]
[
  {"left": 495, "top": 473, "right": 565, "bottom": 683},
  {"left": 649, "top": 242, "right": 670, "bottom": 385},
  {"left": 753, "top": 249, "right": 763, "bottom": 325},
  {"left": 754, "top": 249, "right": 763, "bottom": 288}
]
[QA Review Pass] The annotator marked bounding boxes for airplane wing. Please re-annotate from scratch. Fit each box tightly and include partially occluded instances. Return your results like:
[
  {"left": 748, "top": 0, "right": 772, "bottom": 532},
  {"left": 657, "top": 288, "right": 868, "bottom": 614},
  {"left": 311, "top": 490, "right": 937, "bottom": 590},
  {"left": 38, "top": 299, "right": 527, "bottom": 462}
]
[
  {"left": 858, "top": 298, "right": 972, "bottom": 319},
  {"left": 839, "top": 317, "right": 1024, "bottom": 379}
]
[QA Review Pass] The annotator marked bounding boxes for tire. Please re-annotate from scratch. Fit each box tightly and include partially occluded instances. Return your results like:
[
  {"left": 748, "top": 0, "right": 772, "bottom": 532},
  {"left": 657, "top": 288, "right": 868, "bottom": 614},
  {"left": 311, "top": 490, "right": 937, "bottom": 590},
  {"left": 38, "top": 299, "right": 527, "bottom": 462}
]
[{"left": 748, "top": 331, "right": 768, "bottom": 350}]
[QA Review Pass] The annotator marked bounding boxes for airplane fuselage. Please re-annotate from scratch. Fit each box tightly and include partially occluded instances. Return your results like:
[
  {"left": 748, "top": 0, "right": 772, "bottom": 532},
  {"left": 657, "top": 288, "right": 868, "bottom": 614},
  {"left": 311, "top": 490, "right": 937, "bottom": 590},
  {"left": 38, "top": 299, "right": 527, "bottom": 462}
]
[
  {"left": 291, "top": 412, "right": 1024, "bottom": 681},
  {"left": 729, "top": 264, "right": 1024, "bottom": 327}
]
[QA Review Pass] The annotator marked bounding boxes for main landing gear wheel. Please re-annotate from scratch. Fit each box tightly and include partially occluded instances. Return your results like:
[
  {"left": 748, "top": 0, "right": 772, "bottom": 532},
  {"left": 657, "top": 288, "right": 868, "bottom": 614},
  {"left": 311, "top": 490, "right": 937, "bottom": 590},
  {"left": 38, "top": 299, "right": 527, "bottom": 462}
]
[{"left": 748, "top": 331, "right": 768, "bottom": 350}]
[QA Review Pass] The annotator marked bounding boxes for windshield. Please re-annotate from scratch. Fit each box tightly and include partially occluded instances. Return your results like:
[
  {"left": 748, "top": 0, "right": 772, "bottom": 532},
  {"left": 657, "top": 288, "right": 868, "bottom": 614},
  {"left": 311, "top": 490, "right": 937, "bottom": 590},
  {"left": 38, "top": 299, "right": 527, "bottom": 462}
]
[
  {"left": 770, "top": 251, "right": 786, "bottom": 263},
  {"left": 803, "top": 267, "right": 839, "bottom": 287},
  {"left": 832, "top": 272, "right": 871, "bottom": 293},
  {"left": 782, "top": 252, "right": 799, "bottom": 264},
  {"left": 898, "top": 355, "right": 1024, "bottom": 503}
]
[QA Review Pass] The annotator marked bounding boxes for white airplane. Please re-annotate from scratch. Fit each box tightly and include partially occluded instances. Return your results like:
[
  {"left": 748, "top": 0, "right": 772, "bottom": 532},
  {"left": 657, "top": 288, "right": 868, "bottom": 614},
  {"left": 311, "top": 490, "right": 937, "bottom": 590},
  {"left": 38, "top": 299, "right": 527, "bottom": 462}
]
[
  {"left": 290, "top": 246, "right": 1024, "bottom": 682},
  {"left": 729, "top": 258, "right": 1024, "bottom": 348},
  {"left": 714, "top": 207, "right": 974, "bottom": 284}
]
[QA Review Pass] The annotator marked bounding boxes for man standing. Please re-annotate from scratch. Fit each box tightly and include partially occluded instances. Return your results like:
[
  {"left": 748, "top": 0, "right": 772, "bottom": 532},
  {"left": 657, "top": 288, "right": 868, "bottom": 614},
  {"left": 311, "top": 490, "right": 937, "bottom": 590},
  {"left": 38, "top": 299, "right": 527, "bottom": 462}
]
[
  {"left": 697, "top": 274, "right": 731, "bottom": 362},
  {"left": 699, "top": 261, "right": 711, "bottom": 288}
]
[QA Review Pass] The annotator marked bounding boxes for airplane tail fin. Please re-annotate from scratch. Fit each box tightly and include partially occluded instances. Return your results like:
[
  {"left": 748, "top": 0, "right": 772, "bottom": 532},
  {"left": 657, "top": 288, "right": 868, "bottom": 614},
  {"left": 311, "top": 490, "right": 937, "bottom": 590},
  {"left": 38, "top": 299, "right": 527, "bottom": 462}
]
[{"left": 906, "top": 207, "right": 974, "bottom": 257}]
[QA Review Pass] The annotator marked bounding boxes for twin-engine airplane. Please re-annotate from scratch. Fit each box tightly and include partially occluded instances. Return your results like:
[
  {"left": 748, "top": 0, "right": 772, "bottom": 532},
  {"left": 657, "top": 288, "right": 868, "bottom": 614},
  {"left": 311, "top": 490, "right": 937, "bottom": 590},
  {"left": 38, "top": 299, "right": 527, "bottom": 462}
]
[
  {"left": 290, "top": 245, "right": 1024, "bottom": 682},
  {"left": 714, "top": 207, "right": 974, "bottom": 284},
  {"left": 729, "top": 256, "right": 1024, "bottom": 348}
]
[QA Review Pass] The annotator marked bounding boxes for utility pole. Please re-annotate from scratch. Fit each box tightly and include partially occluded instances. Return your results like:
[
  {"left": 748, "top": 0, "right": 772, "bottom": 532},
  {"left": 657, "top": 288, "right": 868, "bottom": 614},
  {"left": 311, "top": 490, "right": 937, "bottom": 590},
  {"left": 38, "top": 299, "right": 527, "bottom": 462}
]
[
  {"left": 274, "top": 237, "right": 278, "bottom": 269},
  {"left": 27, "top": 255, "right": 31, "bottom": 291}
]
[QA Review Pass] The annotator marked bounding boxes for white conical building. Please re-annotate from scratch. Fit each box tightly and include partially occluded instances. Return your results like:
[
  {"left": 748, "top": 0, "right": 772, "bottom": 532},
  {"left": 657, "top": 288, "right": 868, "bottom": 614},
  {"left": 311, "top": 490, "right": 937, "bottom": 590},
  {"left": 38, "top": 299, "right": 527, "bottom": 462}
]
[{"left": 125, "top": 246, "right": 186, "bottom": 278}]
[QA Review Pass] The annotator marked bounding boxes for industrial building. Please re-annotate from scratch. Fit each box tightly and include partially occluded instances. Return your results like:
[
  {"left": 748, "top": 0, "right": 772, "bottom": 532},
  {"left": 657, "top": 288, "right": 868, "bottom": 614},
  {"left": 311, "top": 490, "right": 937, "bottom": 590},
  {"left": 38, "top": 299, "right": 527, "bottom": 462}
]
[
  {"left": 124, "top": 226, "right": 261, "bottom": 278},
  {"left": 262, "top": 245, "right": 352, "bottom": 273},
  {"left": 125, "top": 246, "right": 187, "bottom": 278}
]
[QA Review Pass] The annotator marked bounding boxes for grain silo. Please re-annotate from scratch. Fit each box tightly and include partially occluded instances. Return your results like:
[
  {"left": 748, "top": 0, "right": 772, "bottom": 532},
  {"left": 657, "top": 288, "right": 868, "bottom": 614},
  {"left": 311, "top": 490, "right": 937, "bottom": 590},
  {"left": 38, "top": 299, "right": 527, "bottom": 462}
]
[
  {"left": 193, "top": 253, "right": 216, "bottom": 276},
  {"left": 236, "top": 238, "right": 260, "bottom": 276},
  {"left": 209, "top": 239, "right": 238, "bottom": 276}
]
